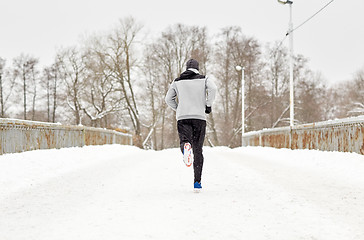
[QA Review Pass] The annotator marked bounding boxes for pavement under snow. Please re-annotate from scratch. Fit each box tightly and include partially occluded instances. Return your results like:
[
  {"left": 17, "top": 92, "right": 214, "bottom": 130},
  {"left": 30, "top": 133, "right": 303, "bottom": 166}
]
[{"left": 0, "top": 145, "right": 363, "bottom": 240}]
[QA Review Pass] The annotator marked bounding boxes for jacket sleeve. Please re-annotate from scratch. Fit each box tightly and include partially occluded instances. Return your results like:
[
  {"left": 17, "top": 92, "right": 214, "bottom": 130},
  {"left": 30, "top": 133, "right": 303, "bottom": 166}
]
[
  {"left": 165, "top": 82, "right": 178, "bottom": 111},
  {"left": 205, "top": 77, "right": 217, "bottom": 107}
]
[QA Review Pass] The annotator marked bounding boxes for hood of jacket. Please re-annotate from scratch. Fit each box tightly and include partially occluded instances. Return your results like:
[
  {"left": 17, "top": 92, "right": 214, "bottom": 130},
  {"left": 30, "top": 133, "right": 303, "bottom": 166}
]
[{"left": 175, "top": 70, "right": 205, "bottom": 81}]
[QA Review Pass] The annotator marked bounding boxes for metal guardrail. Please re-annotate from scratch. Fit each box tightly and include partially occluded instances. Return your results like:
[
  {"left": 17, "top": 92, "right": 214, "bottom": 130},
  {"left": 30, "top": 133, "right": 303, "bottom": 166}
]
[
  {"left": 242, "top": 116, "right": 364, "bottom": 155},
  {"left": 0, "top": 118, "right": 133, "bottom": 155}
]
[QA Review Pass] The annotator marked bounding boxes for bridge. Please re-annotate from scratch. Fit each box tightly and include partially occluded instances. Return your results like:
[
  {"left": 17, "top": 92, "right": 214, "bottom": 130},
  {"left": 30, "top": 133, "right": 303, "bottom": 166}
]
[{"left": 1, "top": 145, "right": 363, "bottom": 239}]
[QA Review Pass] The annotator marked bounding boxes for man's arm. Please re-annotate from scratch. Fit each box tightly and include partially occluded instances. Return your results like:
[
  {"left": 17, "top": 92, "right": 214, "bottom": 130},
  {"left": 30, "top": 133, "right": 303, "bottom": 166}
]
[
  {"left": 205, "top": 77, "right": 217, "bottom": 108},
  {"left": 165, "top": 82, "right": 178, "bottom": 111}
]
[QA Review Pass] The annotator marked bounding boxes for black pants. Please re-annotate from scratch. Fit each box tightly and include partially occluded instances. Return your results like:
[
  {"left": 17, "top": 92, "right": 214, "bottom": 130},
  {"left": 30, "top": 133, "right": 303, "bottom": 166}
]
[{"left": 177, "top": 119, "right": 206, "bottom": 183}]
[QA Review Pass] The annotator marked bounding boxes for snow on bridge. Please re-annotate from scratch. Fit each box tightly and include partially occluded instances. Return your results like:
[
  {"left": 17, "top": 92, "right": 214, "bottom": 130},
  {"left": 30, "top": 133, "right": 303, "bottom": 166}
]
[{"left": 1, "top": 145, "right": 364, "bottom": 240}]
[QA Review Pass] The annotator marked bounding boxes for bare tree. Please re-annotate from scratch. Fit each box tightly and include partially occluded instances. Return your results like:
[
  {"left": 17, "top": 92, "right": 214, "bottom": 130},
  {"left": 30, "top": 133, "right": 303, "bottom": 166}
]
[
  {"left": 142, "top": 24, "right": 211, "bottom": 149},
  {"left": 43, "top": 67, "right": 52, "bottom": 121},
  {"left": 0, "top": 58, "right": 4, "bottom": 117},
  {"left": 213, "top": 27, "right": 241, "bottom": 146},
  {"left": 13, "top": 54, "right": 39, "bottom": 120},
  {"left": 98, "top": 17, "right": 144, "bottom": 147},
  {"left": 57, "top": 47, "right": 85, "bottom": 125},
  {"left": 29, "top": 59, "right": 39, "bottom": 120},
  {"left": 142, "top": 27, "right": 180, "bottom": 149},
  {"left": 230, "top": 32, "right": 265, "bottom": 133},
  {"left": 264, "top": 42, "right": 290, "bottom": 127},
  {"left": 213, "top": 27, "right": 265, "bottom": 147},
  {"left": 294, "top": 55, "right": 327, "bottom": 124},
  {"left": 0, "top": 58, "right": 6, "bottom": 117},
  {"left": 0, "top": 58, "right": 16, "bottom": 117},
  {"left": 346, "top": 68, "right": 364, "bottom": 116},
  {"left": 52, "top": 66, "right": 59, "bottom": 123},
  {"left": 2, "top": 17, "right": 349, "bottom": 148},
  {"left": 42, "top": 61, "right": 60, "bottom": 123},
  {"left": 81, "top": 36, "right": 124, "bottom": 128}
]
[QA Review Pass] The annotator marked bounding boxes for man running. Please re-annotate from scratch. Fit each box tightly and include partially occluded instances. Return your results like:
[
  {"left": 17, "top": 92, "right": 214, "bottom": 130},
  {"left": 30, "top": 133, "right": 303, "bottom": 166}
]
[{"left": 165, "top": 59, "right": 217, "bottom": 191}]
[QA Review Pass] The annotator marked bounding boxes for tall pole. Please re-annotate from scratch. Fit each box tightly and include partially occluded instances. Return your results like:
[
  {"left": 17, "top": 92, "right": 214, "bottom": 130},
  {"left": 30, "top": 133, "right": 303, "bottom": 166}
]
[
  {"left": 288, "top": 2, "right": 294, "bottom": 127},
  {"left": 242, "top": 67, "right": 245, "bottom": 136},
  {"left": 236, "top": 65, "right": 245, "bottom": 146},
  {"left": 278, "top": 0, "right": 294, "bottom": 127}
]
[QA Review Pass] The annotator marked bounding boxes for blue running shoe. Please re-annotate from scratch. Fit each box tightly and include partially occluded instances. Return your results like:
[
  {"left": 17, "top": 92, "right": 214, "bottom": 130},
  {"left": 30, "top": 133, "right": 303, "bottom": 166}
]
[{"left": 194, "top": 182, "right": 202, "bottom": 193}]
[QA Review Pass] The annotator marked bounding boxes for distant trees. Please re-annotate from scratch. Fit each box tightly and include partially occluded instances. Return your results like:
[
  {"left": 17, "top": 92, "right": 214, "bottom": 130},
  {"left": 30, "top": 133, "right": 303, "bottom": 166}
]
[
  {"left": 57, "top": 17, "right": 145, "bottom": 146},
  {"left": 57, "top": 47, "right": 85, "bottom": 125},
  {"left": 343, "top": 69, "right": 364, "bottom": 115},
  {"left": 107, "top": 17, "right": 144, "bottom": 147},
  {"left": 1, "top": 17, "right": 363, "bottom": 149},
  {"left": 294, "top": 56, "right": 327, "bottom": 124},
  {"left": 42, "top": 61, "right": 60, "bottom": 123},
  {"left": 12, "top": 54, "right": 39, "bottom": 120},
  {"left": 0, "top": 58, "right": 16, "bottom": 117},
  {"left": 0, "top": 58, "right": 6, "bottom": 117},
  {"left": 265, "top": 42, "right": 290, "bottom": 127},
  {"left": 213, "top": 27, "right": 266, "bottom": 147},
  {"left": 82, "top": 37, "right": 121, "bottom": 128},
  {"left": 142, "top": 24, "right": 211, "bottom": 149}
]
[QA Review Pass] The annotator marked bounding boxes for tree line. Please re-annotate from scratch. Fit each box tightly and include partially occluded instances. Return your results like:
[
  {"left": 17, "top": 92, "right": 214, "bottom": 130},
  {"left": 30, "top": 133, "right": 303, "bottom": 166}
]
[{"left": 0, "top": 17, "right": 363, "bottom": 149}]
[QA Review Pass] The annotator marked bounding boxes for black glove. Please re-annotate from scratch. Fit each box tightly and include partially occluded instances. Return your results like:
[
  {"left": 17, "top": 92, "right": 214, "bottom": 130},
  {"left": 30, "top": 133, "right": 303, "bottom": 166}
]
[{"left": 205, "top": 106, "right": 212, "bottom": 114}]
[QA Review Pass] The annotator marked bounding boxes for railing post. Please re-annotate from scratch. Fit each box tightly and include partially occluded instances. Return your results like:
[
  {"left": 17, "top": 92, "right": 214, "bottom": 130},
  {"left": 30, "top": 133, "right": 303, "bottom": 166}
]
[
  {"left": 289, "top": 126, "right": 292, "bottom": 150},
  {"left": 82, "top": 127, "right": 86, "bottom": 147}
]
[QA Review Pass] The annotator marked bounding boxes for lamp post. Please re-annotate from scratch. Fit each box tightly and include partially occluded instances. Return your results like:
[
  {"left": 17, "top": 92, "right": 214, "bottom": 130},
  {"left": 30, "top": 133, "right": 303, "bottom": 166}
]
[
  {"left": 278, "top": 0, "right": 294, "bottom": 127},
  {"left": 236, "top": 65, "right": 245, "bottom": 146}
]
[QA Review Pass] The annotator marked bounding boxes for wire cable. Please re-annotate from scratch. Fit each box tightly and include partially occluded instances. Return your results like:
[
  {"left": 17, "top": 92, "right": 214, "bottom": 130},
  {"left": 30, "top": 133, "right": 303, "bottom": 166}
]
[
  {"left": 289, "top": 0, "right": 335, "bottom": 35},
  {"left": 276, "top": 35, "right": 288, "bottom": 51},
  {"left": 270, "top": 1, "right": 335, "bottom": 60}
]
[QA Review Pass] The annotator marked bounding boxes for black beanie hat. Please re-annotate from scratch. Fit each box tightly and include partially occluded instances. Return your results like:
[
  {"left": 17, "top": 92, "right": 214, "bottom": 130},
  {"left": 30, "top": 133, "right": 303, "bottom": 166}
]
[{"left": 186, "top": 59, "right": 199, "bottom": 70}]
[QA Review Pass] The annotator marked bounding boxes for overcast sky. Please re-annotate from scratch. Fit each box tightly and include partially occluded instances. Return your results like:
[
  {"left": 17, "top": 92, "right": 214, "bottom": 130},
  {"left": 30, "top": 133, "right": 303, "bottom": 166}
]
[{"left": 1, "top": 0, "right": 363, "bottom": 86}]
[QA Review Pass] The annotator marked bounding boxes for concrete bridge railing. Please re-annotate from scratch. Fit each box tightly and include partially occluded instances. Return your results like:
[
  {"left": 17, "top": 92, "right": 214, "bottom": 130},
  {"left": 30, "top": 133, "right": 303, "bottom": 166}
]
[
  {"left": 242, "top": 116, "right": 364, "bottom": 155},
  {"left": 0, "top": 118, "right": 132, "bottom": 155}
]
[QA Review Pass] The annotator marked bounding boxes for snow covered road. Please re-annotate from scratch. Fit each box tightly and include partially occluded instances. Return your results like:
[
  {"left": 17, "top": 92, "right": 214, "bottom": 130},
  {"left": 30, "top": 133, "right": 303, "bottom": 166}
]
[{"left": 1, "top": 145, "right": 364, "bottom": 240}]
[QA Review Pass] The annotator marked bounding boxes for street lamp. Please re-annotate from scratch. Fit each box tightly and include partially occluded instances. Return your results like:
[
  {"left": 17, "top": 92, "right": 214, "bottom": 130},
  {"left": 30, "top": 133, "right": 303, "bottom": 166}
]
[
  {"left": 236, "top": 65, "right": 245, "bottom": 145},
  {"left": 278, "top": 0, "right": 293, "bottom": 4},
  {"left": 278, "top": 0, "right": 294, "bottom": 127}
]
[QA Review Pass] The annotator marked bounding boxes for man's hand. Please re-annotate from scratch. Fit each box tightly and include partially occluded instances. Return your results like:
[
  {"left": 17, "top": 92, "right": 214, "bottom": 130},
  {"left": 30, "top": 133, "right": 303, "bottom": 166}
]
[{"left": 205, "top": 106, "right": 212, "bottom": 114}]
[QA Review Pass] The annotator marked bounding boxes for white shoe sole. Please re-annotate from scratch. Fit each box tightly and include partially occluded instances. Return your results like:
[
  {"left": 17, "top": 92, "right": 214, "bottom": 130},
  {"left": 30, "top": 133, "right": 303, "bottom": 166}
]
[{"left": 183, "top": 143, "right": 193, "bottom": 167}]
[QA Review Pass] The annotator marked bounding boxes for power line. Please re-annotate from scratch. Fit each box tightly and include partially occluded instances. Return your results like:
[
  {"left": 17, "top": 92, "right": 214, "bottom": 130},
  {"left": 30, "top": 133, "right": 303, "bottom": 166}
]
[
  {"left": 288, "top": 0, "right": 335, "bottom": 35},
  {"left": 269, "top": 35, "right": 287, "bottom": 60},
  {"left": 276, "top": 35, "right": 288, "bottom": 51},
  {"left": 271, "top": 0, "right": 335, "bottom": 60}
]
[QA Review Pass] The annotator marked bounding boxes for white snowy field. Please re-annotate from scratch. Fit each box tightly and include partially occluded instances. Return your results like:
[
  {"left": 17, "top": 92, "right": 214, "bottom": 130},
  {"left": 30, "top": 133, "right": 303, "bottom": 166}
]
[{"left": 1, "top": 145, "right": 364, "bottom": 240}]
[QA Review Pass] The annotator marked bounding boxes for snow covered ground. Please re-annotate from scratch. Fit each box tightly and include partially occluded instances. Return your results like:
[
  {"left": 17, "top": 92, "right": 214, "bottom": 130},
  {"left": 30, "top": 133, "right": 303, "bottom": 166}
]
[{"left": 1, "top": 145, "right": 364, "bottom": 240}]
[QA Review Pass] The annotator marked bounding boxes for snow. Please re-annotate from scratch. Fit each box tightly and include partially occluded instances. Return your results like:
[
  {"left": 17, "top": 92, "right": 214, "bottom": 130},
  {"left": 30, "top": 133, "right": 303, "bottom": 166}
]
[{"left": 1, "top": 145, "right": 364, "bottom": 240}]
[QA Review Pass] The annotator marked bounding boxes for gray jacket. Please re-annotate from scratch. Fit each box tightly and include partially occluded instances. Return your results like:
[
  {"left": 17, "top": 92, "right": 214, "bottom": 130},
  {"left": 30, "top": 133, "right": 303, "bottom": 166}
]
[{"left": 165, "top": 69, "right": 217, "bottom": 121}]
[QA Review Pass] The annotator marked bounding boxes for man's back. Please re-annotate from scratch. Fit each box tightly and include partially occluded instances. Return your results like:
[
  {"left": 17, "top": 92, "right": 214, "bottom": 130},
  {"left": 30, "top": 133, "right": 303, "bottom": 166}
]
[
  {"left": 174, "top": 70, "right": 207, "bottom": 120},
  {"left": 165, "top": 69, "right": 216, "bottom": 121}
]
